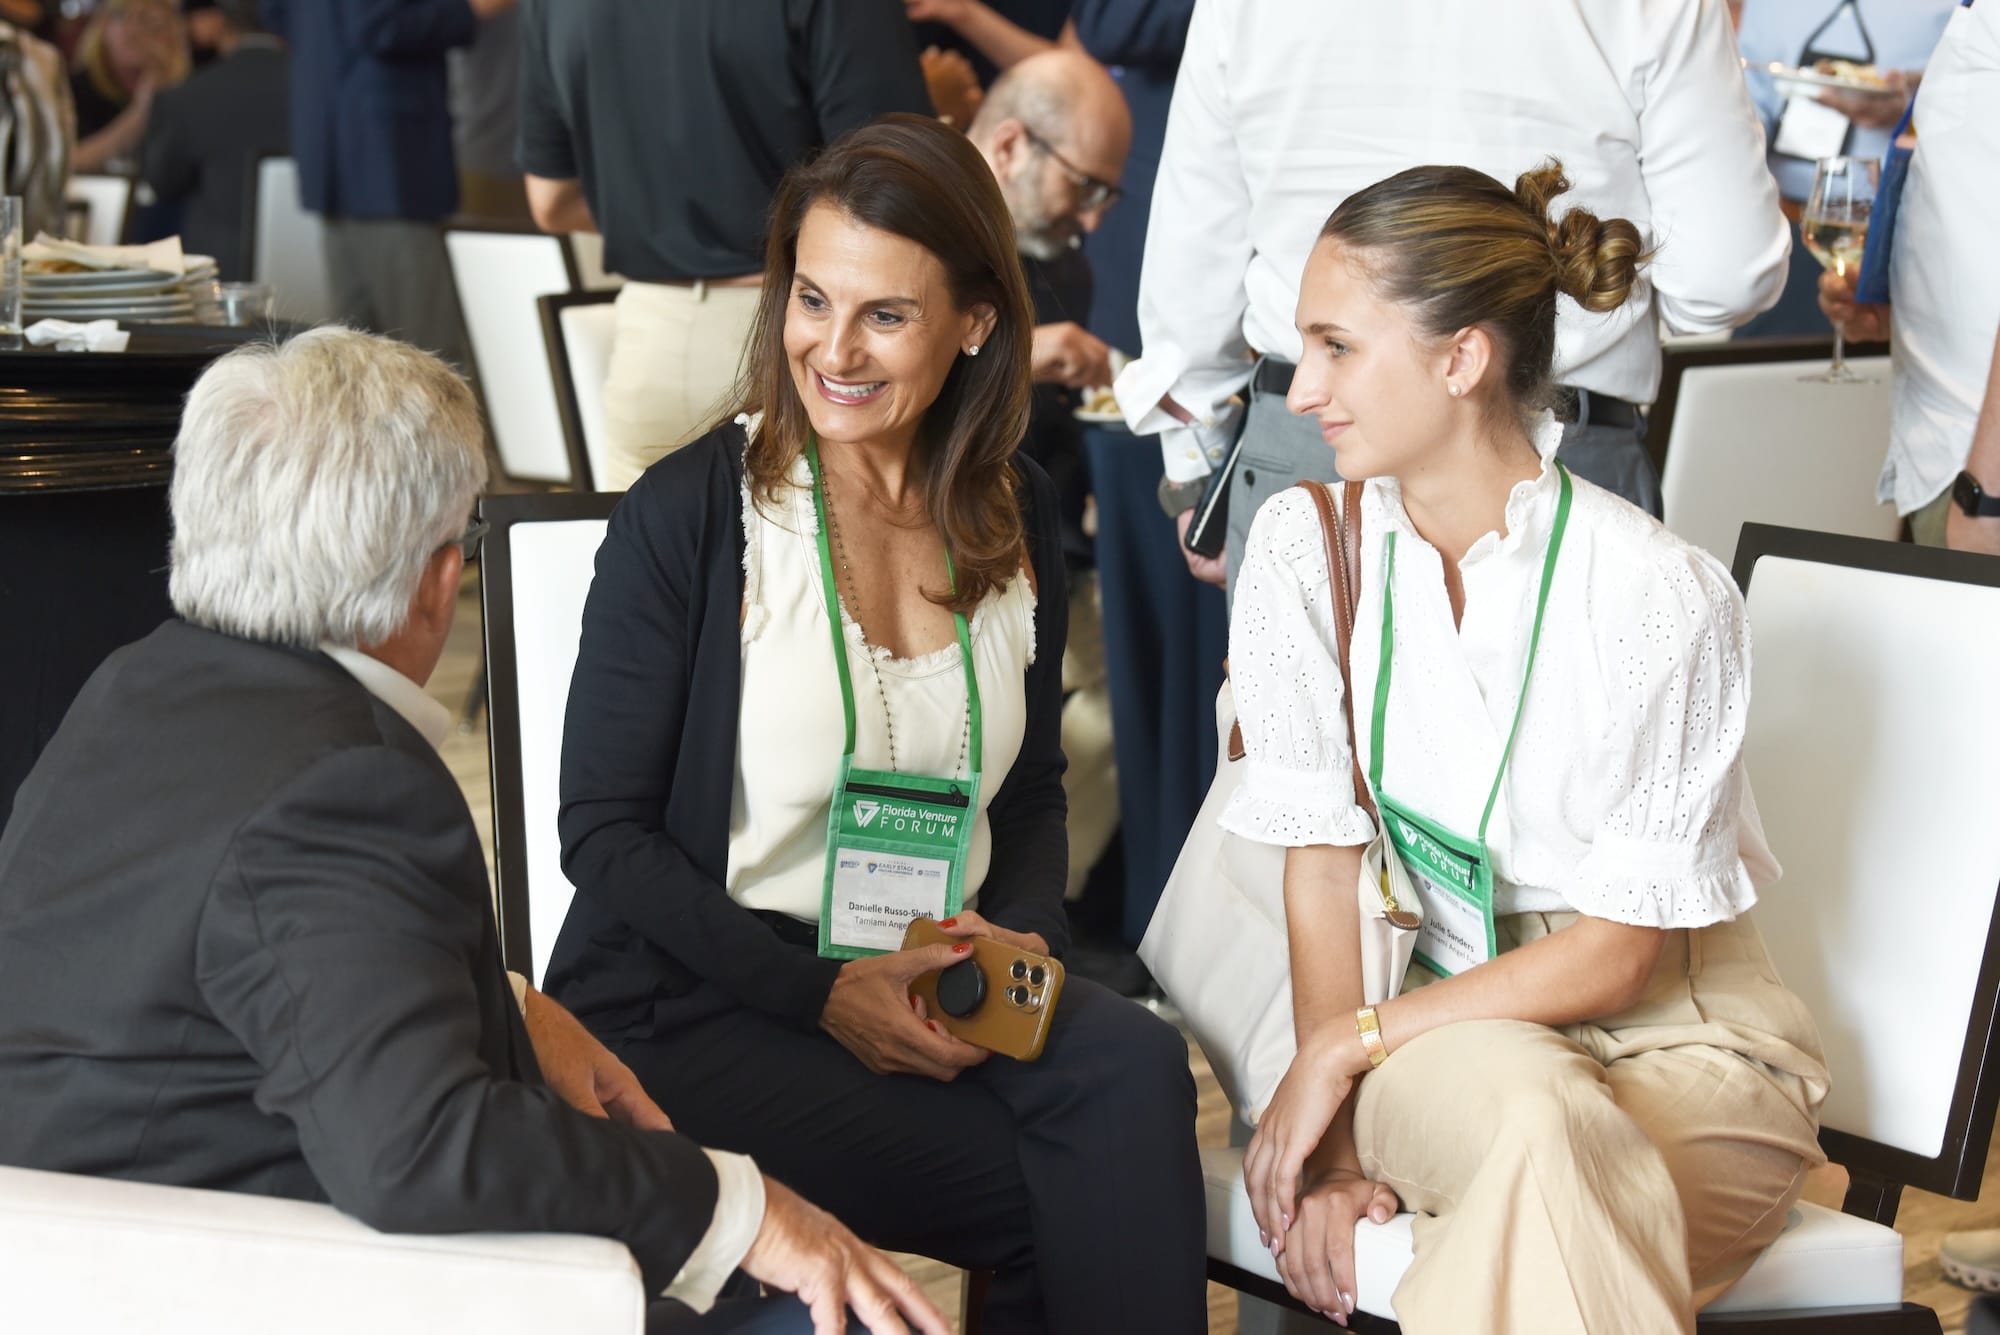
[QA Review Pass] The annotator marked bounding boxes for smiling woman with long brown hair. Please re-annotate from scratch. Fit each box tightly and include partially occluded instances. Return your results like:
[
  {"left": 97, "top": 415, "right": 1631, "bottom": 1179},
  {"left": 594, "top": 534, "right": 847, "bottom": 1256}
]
[{"left": 547, "top": 114, "right": 1206, "bottom": 1334}]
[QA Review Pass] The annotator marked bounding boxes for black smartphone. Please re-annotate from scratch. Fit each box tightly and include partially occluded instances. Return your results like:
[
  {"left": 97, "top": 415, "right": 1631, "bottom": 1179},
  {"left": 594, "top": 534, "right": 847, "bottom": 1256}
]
[{"left": 1183, "top": 427, "right": 1246, "bottom": 560}]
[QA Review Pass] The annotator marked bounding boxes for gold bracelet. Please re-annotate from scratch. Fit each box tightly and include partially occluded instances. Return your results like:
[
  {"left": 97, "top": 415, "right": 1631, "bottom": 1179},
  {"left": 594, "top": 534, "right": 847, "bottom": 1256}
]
[{"left": 1355, "top": 1006, "right": 1388, "bottom": 1069}]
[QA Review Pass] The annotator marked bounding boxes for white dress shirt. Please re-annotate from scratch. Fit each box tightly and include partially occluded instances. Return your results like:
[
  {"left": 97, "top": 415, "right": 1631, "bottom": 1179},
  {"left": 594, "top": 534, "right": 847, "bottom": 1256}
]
[
  {"left": 1118, "top": 0, "right": 1791, "bottom": 482},
  {"left": 320, "top": 643, "right": 765, "bottom": 1313},
  {"left": 1881, "top": 0, "right": 1999, "bottom": 516},
  {"left": 1220, "top": 416, "right": 1779, "bottom": 926}
]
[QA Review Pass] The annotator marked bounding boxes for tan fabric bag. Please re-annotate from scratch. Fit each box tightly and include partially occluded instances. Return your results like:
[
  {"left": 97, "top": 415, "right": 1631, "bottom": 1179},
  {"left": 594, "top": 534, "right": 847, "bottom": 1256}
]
[{"left": 1139, "top": 480, "right": 1421, "bottom": 1124}]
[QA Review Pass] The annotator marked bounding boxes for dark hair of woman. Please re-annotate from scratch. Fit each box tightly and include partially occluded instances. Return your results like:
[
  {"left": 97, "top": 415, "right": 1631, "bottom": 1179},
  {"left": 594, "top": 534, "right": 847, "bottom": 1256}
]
[
  {"left": 1320, "top": 160, "right": 1650, "bottom": 419},
  {"left": 733, "top": 113, "right": 1036, "bottom": 614}
]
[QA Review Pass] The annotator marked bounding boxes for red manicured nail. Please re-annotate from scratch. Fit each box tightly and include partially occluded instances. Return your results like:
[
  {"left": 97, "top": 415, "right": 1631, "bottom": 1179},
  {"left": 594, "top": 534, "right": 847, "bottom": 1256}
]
[
  {"left": 939, "top": 916, "right": 959, "bottom": 928},
  {"left": 910, "top": 994, "right": 920, "bottom": 1010},
  {"left": 953, "top": 943, "right": 972, "bottom": 954},
  {"left": 927, "top": 1021, "right": 939, "bottom": 1033}
]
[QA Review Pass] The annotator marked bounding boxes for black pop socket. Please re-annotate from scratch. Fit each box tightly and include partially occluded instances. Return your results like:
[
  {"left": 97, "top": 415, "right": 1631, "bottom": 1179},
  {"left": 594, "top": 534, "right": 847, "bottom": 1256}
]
[{"left": 937, "top": 959, "right": 987, "bottom": 1017}]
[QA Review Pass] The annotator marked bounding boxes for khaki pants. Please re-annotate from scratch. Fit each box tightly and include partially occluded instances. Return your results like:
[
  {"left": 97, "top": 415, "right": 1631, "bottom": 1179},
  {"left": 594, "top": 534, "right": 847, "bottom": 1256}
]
[
  {"left": 1354, "top": 912, "right": 1829, "bottom": 1335},
  {"left": 1909, "top": 487, "right": 1953, "bottom": 548},
  {"left": 600, "top": 280, "right": 762, "bottom": 491}
]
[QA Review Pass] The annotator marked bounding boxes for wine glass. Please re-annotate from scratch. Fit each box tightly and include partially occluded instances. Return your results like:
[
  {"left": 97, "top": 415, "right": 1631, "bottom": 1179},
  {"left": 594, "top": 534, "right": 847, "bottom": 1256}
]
[{"left": 1800, "top": 155, "right": 1881, "bottom": 384}]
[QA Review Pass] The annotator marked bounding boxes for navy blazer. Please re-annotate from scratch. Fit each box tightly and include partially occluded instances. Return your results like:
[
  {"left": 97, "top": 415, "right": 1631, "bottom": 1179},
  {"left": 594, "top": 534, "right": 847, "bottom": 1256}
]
[
  {"left": 1073, "top": 0, "right": 1196, "bottom": 353},
  {"left": 549, "top": 426, "right": 1073, "bottom": 1041},
  {"left": 263, "top": 0, "right": 472, "bottom": 220}
]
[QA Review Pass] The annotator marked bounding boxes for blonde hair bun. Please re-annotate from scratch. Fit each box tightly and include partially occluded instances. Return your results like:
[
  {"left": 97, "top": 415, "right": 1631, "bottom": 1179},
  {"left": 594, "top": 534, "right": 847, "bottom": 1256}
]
[{"left": 1514, "top": 162, "right": 1644, "bottom": 315}]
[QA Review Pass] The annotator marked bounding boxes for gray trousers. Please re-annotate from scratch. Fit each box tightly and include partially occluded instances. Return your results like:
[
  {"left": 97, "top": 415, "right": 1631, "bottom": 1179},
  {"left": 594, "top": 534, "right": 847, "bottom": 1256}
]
[
  {"left": 1224, "top": 362, "right": 1662, "bottom": 597},
  {"left": 321, "top": 217, "right": 472, "bottom": 373}
]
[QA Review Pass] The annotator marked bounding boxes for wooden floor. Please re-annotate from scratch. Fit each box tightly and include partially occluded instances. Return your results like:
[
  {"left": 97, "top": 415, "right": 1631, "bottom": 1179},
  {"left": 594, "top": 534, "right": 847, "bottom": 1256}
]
[{"left": 434, "top": 568, "right": 2000, "bottom": 1333}]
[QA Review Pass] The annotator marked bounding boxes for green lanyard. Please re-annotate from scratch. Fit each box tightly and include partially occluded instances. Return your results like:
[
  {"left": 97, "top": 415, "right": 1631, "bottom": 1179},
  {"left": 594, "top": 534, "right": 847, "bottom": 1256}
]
[
  {"left": 1370, "top": 463, "right": 1573, "bottom": 845},
  {"left": 806, "top": 436, "right": 983, "bottom": 775}
]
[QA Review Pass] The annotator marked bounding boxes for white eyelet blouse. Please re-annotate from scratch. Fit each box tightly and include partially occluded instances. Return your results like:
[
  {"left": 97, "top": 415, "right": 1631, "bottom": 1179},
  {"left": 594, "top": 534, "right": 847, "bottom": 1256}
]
[
  {"left": 727, "top": 460, "right": 1037, "bottom": 924},
  {"left": 1219, "top": 413, "right": 1778, "bottom": 927}
]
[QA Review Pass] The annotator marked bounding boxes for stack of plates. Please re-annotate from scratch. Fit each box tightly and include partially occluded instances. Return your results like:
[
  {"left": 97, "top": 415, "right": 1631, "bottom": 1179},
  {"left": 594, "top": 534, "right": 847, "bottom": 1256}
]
[{"left": 22, "top": 256, "right": 219, "bottom": 324}]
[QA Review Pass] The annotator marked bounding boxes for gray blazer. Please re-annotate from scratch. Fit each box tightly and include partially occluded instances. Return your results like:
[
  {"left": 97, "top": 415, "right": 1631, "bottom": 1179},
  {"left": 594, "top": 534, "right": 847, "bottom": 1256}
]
[{"left": 0, "top": 620, "right": 719, "bottom": 1292}]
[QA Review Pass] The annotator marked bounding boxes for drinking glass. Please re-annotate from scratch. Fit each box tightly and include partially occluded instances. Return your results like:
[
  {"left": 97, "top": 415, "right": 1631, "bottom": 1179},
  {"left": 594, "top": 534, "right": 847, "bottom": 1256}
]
[
  {"left": 1800, "top": 155, "right": 1881, "bottom": 384},
  {"left": 214, "top": 281, "right": 274, "bottom": 327},
  {"left": 0, "top": 196, "right": 22, "bottom": 343}
]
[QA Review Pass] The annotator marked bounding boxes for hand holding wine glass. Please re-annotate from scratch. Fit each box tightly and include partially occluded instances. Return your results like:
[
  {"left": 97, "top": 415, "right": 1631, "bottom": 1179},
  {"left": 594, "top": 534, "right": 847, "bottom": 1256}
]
[{"left": 1800, "top": 155, "right": 1882, "bottom": 383}]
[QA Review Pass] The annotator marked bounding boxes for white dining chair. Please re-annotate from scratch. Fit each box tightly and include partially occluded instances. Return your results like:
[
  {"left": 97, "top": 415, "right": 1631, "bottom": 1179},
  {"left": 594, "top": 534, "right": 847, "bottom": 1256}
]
[
  {"left": 1652, "top": 338, "right": 1899, "bottom": 564},
  {"left": 247, "top": 156, "right": 333, "bottom": 326},
  {"left": 445, "top": 227, "right": 580, "bottom": 486},
  {"left": 64, "top": 175, "right": 133, "bottom": 247}
]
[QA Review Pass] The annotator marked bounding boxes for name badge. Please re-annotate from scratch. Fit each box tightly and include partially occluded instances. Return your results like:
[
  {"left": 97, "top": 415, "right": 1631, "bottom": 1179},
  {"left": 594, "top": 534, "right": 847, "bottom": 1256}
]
[
  {"left": 820, "top": 765, "right": 980, "bottom": 959},
  {"left": 1774, "top": 94, "right": 1852, "bottom": 162},
  {"left": 1380, "top": 799, "right": 1496, "bottom": 979}
]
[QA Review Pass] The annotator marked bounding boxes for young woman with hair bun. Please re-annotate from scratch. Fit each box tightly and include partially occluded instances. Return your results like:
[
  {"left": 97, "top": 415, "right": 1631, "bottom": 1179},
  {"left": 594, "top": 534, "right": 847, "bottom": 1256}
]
[{"left": 1222, "top": 161, "right": 1829, "bottom": 1332}]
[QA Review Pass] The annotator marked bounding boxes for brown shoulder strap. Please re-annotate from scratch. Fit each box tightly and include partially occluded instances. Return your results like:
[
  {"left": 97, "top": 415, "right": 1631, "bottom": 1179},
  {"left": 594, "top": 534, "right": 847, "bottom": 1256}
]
[{"left": 1298, "top": 479, "right": 1377, "bottom": 823}]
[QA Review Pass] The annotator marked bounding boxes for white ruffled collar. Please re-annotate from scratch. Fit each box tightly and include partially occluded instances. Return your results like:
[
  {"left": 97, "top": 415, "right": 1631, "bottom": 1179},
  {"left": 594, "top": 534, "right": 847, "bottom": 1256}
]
[{"left": 1365, "top": 411, "right": 1566, "bottom": 566}]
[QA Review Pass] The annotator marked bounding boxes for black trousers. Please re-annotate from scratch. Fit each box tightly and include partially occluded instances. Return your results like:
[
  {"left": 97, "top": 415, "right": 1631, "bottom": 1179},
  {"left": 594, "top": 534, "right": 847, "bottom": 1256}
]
[{"left": 614, "top": 974, "right": 1207, "bottom": 1335}]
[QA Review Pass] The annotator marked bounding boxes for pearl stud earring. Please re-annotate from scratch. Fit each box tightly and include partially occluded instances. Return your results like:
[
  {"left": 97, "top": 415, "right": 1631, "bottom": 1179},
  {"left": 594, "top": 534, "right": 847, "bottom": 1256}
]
[
  {"left": 967, "top": 344, "right": 982, "bottom": 357},
  {"left": 1448, "top": 384, "right": 1463, "bottom": 397}
]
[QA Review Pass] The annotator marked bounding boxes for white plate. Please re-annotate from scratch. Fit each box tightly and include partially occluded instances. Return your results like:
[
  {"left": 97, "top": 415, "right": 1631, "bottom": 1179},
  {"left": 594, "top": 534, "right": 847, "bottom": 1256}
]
[
  {"left": 26, "top": 279, "right": 186, "bottom": 299},
  {"left": 1758, "top": 60, "right": 1900, "bottom": 99},
  {"left": 25, "top": 300, "right": 195, "bottom": 318},
  {"left": 24, "top": 268, "right": 182, "bottom": 290},
  {"left": 27, "top": 290, "right": 192, "bottom": 306},
  {"left": 24, "top": 257, "right": 217, "bottom": 288}
]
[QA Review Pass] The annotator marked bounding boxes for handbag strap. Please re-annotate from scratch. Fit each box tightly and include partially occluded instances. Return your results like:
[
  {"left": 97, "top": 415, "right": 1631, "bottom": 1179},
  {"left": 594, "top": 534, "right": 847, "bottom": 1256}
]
[{"left": 1299, "top": 479, "right": 1378, "bottom": 824}]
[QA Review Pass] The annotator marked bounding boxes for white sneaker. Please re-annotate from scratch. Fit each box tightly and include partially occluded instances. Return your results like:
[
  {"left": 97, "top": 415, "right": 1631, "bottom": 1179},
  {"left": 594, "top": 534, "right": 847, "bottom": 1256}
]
[{"left": 1941, "top": 1230, "right": 2000, "bottom": 1293}]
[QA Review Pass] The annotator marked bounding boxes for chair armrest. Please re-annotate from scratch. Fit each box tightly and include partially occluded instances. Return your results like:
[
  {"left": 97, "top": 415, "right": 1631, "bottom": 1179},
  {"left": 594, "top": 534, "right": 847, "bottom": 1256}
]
[{"left": 0, "top": 1164, "right": 646, "bottom": 1334}]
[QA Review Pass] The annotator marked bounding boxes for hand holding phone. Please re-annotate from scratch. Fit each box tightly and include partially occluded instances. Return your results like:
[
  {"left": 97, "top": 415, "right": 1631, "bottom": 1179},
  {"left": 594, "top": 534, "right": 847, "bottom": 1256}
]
[{"left": 902, "top": 917, "right": 1064, "bottom": 1061}]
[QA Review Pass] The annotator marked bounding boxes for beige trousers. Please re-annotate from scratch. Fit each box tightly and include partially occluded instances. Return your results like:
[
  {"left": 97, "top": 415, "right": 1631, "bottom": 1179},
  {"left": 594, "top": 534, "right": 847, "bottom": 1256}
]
[
  {"left": 600, "top": 280, "right": 762, "bottom": 492},
  {"left": 1909, "top": 487, "right": 1953, "bottom": 548},
  {"left": 1353, "top": 911, "right": 1829, "bottom": 1335}
]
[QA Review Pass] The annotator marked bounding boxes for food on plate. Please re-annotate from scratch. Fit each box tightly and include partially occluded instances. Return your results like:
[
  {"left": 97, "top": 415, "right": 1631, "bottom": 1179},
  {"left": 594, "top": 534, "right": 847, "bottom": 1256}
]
[
  {"left": 24, "top": 259, "right": 94, "bottom": 275},
  {"left": 1811, "top": 59, "right": 1891, "bottom": 90},
  {"left": 1082, "top": 386, "right": 1119, "bottom": 416}
]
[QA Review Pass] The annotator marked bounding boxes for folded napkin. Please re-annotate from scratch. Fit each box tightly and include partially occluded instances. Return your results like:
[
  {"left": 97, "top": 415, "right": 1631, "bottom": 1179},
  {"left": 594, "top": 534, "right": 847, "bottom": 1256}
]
[
  {"left": 23, "top": 233, "right": 187, "bottom": 277},
  {"left": 25, "top": 318, "right": 131, "bottom": 352}
]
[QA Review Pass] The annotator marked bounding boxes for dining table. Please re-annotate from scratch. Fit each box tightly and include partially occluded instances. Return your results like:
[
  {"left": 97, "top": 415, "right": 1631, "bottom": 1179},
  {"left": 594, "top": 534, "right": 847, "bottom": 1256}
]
[{"left": 0, "top": 322, "right": 300, "bottom": 829}]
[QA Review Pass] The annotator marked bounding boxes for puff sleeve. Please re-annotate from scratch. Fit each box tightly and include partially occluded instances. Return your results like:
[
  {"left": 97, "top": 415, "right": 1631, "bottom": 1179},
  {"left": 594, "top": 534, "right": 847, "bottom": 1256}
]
[
  {"left": 1565, "top": 545, "right": 1764, "bottom": 926},
  {"left": 1218, "top": 489, "right": 1377, "bottom": 848}
]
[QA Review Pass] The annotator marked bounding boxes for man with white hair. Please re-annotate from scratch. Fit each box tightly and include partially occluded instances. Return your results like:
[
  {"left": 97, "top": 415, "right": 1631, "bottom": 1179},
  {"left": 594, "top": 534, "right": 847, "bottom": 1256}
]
[{"left": 0, "top": 329, "right": 946, "bottom": 1335}]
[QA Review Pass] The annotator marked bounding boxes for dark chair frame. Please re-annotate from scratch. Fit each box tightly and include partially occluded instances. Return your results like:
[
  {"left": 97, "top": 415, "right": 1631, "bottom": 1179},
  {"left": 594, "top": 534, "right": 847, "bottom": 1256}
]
[
  {"left": 1645, "top": 336, "right": 1893, "bottom": 483},
  {"left": 1212, "top": 526, "right": 2000, "bottom": 1335},
  {"left": 477, "top": 490, "right": 620, "bottom": 979},
  {"left": 536, "top": 290, "right": 620, "bottom": 494}
]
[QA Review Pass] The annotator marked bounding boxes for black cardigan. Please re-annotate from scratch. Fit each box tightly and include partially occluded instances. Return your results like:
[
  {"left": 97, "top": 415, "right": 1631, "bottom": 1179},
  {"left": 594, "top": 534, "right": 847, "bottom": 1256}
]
[{"left": 548, "top": 425, "right": 1072, "bottom": 1039}]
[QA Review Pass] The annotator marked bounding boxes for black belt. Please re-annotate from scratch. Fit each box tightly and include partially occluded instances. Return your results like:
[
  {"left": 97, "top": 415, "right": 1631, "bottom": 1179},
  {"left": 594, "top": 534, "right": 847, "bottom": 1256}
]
[
  {"left": 1249, "top": 358, "right": 1637, "bottom": 430},
  {"left": 1558, "top": 387, "right": 1641, "bottom": 430},
  {"left": 1251, "top": 357, "right": 1295, "bottom": 396}
]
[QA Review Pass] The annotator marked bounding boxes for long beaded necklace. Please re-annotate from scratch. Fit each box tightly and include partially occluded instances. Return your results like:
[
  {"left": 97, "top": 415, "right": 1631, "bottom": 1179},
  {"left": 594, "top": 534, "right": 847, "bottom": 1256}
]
[{"left": 820, "top": 464, "right": 971, "bottom": 778}]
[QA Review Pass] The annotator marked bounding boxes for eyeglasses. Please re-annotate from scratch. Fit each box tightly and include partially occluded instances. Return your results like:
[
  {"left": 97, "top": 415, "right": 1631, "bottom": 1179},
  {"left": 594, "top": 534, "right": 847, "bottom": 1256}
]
[
  {"left": 1021, "top": 127, "right": 1123, "bottom": 213},
  {"left": 446, "top": 517, "right": 489, "bottom": 561}
]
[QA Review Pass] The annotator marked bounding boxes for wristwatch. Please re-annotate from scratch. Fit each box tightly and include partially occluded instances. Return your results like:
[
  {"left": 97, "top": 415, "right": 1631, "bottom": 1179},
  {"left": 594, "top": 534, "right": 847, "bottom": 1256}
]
[{"left": 1953, "top": 471, "right": 2000, "bottom": 519}]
